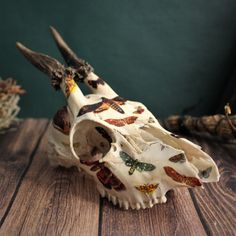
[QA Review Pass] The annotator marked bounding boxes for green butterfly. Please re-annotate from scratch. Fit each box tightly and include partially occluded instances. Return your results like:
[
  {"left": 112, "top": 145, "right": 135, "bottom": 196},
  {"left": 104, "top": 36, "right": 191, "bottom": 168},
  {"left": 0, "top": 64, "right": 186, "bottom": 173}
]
[{"left": 119, "top": 151, "right": 156, "bottom": 175}]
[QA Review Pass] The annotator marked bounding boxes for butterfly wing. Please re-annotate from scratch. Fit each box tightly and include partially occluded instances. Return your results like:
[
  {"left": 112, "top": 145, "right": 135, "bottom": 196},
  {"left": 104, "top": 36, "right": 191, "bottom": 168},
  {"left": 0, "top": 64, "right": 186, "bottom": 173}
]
[
  {"left": 119, "top": 151, "right": 135, "bottom": 167},
  {"left": 78, "top": 101, "right": 104, "bottom": 116},
  {"left": 136, "top": 162, "right": 156, "bottom": 172},
  {"left": 108, "top": 101, "right": 124, "bottom": 114},
  {"left": 102, "top": 97, "right": 124, "bottom": 114},
  {"left": 123, "top": 116, "right": 138, "bottom": 125},
  {"left": 112, "top": 96, "right": 126, "bottom": 105},
  {"left": 94, "top": 101, "right": 109, "bottom": 113}
]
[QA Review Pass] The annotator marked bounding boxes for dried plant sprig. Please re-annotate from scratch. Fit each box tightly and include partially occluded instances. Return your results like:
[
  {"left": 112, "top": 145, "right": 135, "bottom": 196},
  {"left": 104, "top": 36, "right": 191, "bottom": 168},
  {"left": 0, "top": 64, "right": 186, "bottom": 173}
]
[
  {"left": 164, "top": 104, "right": 236, "bottom": 140},
  {"left": 0, "top": 78, "right": 25, "bottom": 131},
  {"left": 0, "top": 78, "right": 25, "bottom": 97}
]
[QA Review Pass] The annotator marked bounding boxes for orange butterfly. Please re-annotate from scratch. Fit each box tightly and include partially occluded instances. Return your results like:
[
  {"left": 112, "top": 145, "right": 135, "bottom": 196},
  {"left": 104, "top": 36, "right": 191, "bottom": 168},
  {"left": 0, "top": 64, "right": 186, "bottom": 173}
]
[{"left": 135, "top": 183, "right": 159, "bottom": 194}]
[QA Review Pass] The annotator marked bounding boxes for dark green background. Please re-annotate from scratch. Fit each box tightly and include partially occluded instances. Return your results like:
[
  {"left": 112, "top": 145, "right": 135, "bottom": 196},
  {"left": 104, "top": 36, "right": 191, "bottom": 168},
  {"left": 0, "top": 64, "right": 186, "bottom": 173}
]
[{"left": 1, "top": 0, "right": 236, "bottom": 118}]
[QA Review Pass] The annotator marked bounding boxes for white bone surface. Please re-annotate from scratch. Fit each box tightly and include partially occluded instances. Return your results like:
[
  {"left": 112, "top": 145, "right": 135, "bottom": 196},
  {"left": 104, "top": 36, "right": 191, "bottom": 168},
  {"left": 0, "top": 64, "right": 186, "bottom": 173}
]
[{"left": 48, "top": 92, "right": 220, "bottom": 210}]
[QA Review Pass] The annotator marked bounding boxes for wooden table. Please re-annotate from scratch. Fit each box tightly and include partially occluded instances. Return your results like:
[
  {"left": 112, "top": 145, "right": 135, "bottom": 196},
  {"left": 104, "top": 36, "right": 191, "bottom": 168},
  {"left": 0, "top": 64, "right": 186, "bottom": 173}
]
[{"left": 0, "top": 119, "right": 235, "bottom": 236}]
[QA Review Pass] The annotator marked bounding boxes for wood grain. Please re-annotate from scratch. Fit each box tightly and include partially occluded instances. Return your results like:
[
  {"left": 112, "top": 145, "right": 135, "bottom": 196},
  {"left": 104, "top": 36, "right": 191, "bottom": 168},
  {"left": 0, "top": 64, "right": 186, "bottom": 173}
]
[
  {"left": 0, "top": 119, "right": 235, "bottom": 236},
  {"left": 0, "top": 119, "right": 48, "bottom": 225},
  {"left": 189, "top": 138, "right": 236, "bottom": 236},
  {"left": 101, "top": 188, "right": 206, "bottom": 236},
  {"left": 0, "top": 124, "right": 100, "bottom": 236}
]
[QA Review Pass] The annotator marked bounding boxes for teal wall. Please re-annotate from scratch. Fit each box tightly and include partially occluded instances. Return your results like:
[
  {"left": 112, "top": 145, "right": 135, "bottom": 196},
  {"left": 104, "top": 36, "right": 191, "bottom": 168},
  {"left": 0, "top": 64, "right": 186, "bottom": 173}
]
[{"left": 0, "top": 0, "right": 236, "bottom": 118}]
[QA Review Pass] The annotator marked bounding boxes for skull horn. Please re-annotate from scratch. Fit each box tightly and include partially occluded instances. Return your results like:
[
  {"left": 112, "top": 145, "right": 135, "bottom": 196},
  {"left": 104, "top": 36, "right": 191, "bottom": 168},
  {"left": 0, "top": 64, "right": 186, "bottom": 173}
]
[
  {"left": 16, "top": 42, "right": 87, "bottom": 117},
  {"left": 49, "top": 26, "right": 117, "bottom": 98},
  {"left": 49, "top": 26, "right": 92, "bottom": 73}
]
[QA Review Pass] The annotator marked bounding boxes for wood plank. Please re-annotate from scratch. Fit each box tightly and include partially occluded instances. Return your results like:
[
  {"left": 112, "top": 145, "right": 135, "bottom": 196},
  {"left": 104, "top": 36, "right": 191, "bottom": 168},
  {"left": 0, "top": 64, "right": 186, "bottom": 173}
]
[
  {"left": 189, "top": 138, "right": 236, "bottom": 236},
  {"left": 0, "top": 119, "right": 48, "bottom": 225},
  {"left": 0, "top": 124, "right": 100, "bottom": 236},
  {"left": 101, "top": 188, "right": 206, "bottom": 236}
]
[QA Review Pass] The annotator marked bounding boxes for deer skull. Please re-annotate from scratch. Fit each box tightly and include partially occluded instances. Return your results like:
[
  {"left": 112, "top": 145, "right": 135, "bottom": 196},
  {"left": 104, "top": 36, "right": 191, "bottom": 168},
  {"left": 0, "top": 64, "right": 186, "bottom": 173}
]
[{"left": 16, "top": 27, "right": 220, "bottom": 210}]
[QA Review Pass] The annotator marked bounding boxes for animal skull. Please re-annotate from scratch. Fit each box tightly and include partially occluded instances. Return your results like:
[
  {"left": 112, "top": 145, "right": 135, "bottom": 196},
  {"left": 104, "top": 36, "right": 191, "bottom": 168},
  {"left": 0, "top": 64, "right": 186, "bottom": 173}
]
[{"left": 16, "top": 27, "right": 220, "bottom": 210}]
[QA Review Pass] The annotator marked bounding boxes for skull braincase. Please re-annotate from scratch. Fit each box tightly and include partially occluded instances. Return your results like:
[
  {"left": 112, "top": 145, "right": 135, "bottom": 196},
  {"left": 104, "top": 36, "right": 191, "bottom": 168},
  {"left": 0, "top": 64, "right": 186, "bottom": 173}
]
[{"left": 17, "top": 27, "right": 220, "bottom": 210}]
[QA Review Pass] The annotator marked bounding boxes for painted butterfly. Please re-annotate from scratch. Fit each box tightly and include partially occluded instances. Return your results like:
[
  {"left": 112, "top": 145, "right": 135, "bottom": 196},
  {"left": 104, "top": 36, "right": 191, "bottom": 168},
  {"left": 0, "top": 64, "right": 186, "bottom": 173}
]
[
  {"left": 105, "top": 116, "right": 137, "bottom": 127},
  {"left": 135, "top": 183, "right": 159, "bottom": 194},
  {"left": 119, "top": 151, "right": 156, "bottom": 175},
  {"left": 78, "top": 96, "right": 126, "bottom": 116}
]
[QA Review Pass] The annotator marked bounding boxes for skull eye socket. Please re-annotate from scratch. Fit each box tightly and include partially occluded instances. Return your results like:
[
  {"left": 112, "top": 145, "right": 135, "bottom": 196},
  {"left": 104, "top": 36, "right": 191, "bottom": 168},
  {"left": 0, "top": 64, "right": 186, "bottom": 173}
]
[{"left": 71, "top": 120, "right": 114, "bottom": 162}]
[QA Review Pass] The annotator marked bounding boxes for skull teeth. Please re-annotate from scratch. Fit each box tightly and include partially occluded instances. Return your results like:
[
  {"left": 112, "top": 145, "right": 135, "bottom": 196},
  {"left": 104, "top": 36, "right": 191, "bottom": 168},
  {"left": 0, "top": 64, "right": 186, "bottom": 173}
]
[
  {"left": 100, "top": 189, "right": 166, "bottom": 210},
  {"left": 97, "top": 184, "right": 106, "bottom": 197},
  {"left": 111, "top": 196, "right": 117, "bottom": 205},
  {"left": 135, "top": 203, "right": 141, "bottom": 210}
]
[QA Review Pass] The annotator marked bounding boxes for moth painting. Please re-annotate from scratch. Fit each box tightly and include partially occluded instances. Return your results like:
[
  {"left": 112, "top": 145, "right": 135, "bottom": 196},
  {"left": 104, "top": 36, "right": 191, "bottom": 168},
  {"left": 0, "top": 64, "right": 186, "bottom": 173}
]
[
  {"left": 135, "top": 183, "right": 159, "bottom": 194},
  {"left": 169, "top": 153, "right": 186, "bottom": 163},
  {"left": 119, "top": 151, "right": 156, "bottom": 175},
  {"left": 80, "top": 160, "right": 126, "bottom": 191},
  {"left": 105, "top": 116, "right": 137, "bottom": 127},
  {"left": 78, "top": 96, "right": 126, "bottom": 116},
  {"left": 164, "top": 166, "right": 202, "bottom": 187}
]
